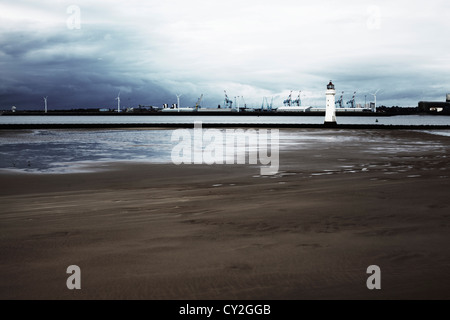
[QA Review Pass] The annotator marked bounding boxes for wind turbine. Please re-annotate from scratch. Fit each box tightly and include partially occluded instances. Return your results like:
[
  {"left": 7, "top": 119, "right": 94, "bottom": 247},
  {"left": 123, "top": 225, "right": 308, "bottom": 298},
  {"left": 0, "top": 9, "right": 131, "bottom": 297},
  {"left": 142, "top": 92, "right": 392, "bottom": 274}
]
[
  {"left": 43, "top": 96, "right": 48, "bottom": 113},
  {"left": 176, "top": 94, "right": 182, "bottom": 112},
  {"left": 370, "top": 89, "right": 380, "bottom": 112},
  {"left": 116, "top": 91, "right": 121, "bottom": 112}
]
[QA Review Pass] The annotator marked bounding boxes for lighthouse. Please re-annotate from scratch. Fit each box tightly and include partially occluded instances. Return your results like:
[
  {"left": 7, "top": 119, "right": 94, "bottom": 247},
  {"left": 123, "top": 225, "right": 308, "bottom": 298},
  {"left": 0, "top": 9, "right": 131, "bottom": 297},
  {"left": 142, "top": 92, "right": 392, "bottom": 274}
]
[{"left": 324, "top": 80, "right": 337, "bottom": 125}]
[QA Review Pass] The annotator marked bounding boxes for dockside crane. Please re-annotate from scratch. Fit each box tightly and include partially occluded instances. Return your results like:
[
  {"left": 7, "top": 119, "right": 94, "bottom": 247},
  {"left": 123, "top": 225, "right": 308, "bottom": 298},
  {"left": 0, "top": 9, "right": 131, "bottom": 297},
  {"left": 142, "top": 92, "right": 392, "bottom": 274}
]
[
  {"left": 346, "top": 91, "right": 356, "bottom": 108},
  {"left": 224, "top": 90, "right": 233, "bottom": 108},
  {"left": 283, "top": 91, "right": 292, "bottom": 106},
  {"left": 292, "top": 91, "right": 302, "bottom": 106},
  {"left": 335, "top": 91, "right": 344, "bottom": 108},
  {"left": 194, "top": 94, "right": 203, "bottom": 110}
]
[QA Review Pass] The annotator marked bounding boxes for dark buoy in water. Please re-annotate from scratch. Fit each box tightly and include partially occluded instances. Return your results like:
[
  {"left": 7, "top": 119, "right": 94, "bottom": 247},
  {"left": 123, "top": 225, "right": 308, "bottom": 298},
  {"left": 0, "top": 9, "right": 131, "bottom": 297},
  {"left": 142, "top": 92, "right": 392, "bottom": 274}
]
[{"left": 375, "top": 119, "right": 379, "bottom": 123}]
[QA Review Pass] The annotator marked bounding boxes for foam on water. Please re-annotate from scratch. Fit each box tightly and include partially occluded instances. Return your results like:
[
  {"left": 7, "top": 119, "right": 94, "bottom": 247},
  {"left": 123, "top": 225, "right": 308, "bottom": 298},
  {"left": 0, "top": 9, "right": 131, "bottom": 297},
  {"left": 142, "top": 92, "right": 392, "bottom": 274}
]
[{"left": 423, "top": 130, "right": 450, "bottom": 137}]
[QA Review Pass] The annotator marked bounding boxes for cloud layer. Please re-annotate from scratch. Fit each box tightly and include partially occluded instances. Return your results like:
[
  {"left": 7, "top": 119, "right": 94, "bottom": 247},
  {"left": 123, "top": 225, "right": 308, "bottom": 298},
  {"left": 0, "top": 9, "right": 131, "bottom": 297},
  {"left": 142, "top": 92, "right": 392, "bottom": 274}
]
[{"left": 1, "top": 0, "right": 449, "bottom": 110}]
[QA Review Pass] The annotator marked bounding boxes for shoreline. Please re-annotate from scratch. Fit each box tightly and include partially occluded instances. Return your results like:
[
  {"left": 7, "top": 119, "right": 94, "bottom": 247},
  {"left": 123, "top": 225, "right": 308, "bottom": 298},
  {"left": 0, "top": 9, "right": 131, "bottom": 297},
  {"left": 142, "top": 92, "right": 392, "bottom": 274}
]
[
  {"left": 1, "top": 123, "right": 450, "bottom": 130},
  {"left": 1, "top": 129, "right": 449, "bottom": 299},
  {"left": 0, "top": 111, "right": 413, "bottom": 116}
]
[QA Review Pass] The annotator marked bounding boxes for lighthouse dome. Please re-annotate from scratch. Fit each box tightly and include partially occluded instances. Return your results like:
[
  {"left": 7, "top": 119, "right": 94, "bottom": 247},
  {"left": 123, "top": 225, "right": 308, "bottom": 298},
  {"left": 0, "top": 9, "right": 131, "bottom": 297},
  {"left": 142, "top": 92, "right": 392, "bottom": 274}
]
[{"left": 327, "top": 81, "right": 335, "bottom": 90}]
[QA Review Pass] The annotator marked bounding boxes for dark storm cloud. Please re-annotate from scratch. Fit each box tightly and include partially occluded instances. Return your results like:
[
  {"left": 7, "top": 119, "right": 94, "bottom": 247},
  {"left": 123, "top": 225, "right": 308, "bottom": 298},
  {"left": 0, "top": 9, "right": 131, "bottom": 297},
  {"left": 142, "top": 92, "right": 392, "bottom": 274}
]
[
  {"left": 1, "top": 0, "right": 449, "bottom": 110},
  {"left": 0, "top": 18, "right": 172, "bottom": 109}
]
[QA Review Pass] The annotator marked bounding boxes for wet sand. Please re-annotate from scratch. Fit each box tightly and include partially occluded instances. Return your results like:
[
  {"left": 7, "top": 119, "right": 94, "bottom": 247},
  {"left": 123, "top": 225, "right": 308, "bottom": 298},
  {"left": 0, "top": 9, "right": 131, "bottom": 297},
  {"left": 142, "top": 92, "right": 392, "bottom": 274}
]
[{"left": 1, "top": 129, "right": 449, "bottom": 299}]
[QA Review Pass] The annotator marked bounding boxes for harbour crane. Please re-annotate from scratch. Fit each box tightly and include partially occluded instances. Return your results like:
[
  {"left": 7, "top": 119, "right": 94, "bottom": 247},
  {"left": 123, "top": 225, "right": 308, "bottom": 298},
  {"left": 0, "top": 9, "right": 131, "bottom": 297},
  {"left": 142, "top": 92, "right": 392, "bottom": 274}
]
[
  {"left": 292, "top": 91, "right": 302, "bottom": 106},
  {"left": 224, "top": 90, "right": 233, "bottom": 108},
  {"left": 335, "top": 91, "right": 344, "bottom": 108},
  {"left": 283, "top": 91, "right": 292, "bottom": 106},
  {"left": 346, "top": 91, "right": 356, "bottom": 108},
  {"left": 194, "top": 94, "right": 203, "bottom": 110}
]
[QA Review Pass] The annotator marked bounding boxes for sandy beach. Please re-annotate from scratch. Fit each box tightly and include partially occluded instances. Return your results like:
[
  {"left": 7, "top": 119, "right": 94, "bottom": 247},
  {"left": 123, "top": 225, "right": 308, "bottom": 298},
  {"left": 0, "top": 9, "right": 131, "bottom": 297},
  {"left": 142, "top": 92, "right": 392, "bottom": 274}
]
[{"left": 1, "top": 129, "right": 449, "bottom": 300}]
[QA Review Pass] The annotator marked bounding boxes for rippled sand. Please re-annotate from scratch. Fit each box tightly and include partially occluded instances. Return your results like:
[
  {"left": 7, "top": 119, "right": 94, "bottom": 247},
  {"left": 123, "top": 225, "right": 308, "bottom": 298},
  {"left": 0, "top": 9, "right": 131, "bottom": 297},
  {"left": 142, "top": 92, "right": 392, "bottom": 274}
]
[{"left": 1, "top": 129, "right": 449, "bottom": 299}]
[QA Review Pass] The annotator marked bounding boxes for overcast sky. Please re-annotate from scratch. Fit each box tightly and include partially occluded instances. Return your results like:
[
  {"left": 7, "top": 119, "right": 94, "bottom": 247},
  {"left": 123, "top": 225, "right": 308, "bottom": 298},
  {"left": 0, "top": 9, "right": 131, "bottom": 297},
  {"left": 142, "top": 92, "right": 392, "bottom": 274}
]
[{"left": 1, "top": 0, "right": 449, "bottom": 110}]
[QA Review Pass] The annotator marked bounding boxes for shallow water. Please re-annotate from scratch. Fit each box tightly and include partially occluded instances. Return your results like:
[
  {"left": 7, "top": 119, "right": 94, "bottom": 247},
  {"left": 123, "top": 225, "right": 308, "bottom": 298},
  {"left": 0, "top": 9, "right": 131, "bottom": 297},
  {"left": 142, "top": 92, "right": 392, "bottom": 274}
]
[
  {"left": 0, "top": 129, "right": 174, "bottom": 173},
  {"left": 1, "top": 128, "right": 448, "bottom": 174}
]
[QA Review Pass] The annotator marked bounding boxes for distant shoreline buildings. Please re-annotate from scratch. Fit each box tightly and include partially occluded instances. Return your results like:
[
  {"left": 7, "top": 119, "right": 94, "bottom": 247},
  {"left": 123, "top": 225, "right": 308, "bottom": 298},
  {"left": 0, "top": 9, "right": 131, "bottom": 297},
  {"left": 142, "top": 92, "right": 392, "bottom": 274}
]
[
  {"left": 418, "top": 94, "right": 450, "bottom": 114},
  {"left": 2, "top": 90, "right": 449, "bottom": 115}
]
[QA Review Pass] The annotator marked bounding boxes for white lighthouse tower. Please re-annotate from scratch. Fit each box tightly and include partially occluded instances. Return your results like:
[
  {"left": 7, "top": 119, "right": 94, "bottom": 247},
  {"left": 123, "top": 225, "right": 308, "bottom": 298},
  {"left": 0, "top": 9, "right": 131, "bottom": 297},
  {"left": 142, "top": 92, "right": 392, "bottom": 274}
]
[{"left": 324, "top": 80, "right": 337, "bottom": 125}]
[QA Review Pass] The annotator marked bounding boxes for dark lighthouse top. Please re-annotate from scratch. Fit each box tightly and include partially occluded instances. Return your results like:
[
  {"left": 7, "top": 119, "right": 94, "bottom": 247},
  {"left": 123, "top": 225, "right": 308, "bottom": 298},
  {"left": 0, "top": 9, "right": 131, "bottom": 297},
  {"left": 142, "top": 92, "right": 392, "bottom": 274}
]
[{"left": 327, "top": 81, "right": 335, "bottom": 90}]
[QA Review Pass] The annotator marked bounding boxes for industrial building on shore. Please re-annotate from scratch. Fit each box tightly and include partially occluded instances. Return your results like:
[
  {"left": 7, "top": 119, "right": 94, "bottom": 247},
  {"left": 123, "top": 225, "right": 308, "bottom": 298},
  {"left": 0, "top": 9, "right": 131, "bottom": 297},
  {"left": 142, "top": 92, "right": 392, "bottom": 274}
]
[{"left": 418, "top": 94, "right": 450, "bottom": 114}]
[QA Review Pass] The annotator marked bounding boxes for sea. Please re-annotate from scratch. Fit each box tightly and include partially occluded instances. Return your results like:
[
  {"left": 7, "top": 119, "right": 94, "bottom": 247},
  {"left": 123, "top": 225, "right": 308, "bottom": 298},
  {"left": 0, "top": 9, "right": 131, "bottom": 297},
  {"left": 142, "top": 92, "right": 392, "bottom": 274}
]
[
  {"left": 1, "top": 114, "right": 450, "bottom": 126},
  {"left": 0, "top": 115, "right": 449, "bottom": 173}
]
